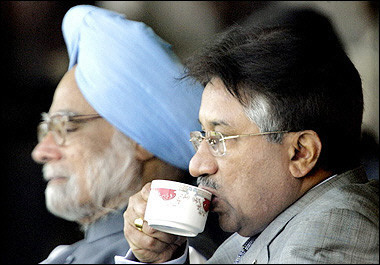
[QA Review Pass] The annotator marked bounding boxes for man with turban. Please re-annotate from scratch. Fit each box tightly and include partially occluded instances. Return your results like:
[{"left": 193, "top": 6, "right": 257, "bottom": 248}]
[{"left": 31, "top": 5, "right": 226, "bottom": 264}]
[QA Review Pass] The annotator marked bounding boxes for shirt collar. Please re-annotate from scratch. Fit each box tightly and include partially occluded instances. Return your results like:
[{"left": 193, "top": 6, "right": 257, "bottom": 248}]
[{"left": 312, "top": 173, "right": 338, "bottom": 190}]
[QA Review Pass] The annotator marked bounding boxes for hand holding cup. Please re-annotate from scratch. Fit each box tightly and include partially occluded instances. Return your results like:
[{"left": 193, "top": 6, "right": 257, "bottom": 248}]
[{"left": 123, "top": 182, "right": 187, "bottom": 263}]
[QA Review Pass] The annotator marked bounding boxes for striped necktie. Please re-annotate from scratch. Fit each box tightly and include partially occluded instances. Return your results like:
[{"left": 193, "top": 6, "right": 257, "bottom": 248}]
[{"left": 233, "top": 236, "right": 256, "bottom": 264}]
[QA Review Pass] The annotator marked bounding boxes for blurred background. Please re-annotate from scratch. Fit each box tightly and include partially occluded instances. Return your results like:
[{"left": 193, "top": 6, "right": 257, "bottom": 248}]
[{"left": 1, "top": 1, "right": 378, "bottom": 263}]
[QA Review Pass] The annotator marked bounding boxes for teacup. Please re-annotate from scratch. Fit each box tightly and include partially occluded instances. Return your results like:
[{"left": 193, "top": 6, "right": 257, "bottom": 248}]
[{"left": 144, "top": 179, "right": 212, "bottom": 237}]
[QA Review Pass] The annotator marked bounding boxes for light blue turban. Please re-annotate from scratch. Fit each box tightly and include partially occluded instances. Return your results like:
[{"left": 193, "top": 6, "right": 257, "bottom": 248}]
[{"left": 62, "top": 5, "right": 203, "bottom": 170}]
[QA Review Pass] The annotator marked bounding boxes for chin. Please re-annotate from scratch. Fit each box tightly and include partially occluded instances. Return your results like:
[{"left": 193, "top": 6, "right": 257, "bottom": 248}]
[
  {"left": 217, "top": 213, "right": 239, "bottom": 233},
  {"left": 45, "top": 184, "right": 88, "bottom": 222}
]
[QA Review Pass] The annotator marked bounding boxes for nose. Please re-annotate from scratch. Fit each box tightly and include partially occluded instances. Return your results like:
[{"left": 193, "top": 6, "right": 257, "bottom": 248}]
[
  {"left": 189, "top": 141, "right": 218, "bottom": 178},
  {"left": 31, "top": 133, "right": 62, "bottom": 164}
]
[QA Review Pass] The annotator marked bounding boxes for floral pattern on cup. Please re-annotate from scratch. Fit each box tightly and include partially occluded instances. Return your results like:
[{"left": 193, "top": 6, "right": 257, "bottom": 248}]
[
  {"left": 152, "top": 185, "right": 210, "bottom": 217},
  {"left": 203, "top": 198, "right": 211, "bottom": 212},
  {"left": 156, "top": 188, "right": 176, "bottom": 200},
  {"left": 193, "top": 197, "right": 211, "bottom": 216}
]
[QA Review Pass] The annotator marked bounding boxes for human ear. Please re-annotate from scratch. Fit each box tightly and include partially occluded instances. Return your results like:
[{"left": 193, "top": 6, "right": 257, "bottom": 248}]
[
  {"left": 288, "top": 130, "right": 322, "bottom": 178},
  {"left": 135, "top": 144, "right": 154, "bottom": 161}
]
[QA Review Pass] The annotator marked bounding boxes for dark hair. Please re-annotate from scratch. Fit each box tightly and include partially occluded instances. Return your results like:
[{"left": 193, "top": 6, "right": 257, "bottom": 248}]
[{"left": 183, "top": 10, "right": 363, "bottom": 173}]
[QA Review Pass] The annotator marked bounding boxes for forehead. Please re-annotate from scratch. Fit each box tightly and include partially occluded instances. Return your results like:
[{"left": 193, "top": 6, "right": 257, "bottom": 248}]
[
  {"left": 49, "top": 67, "right": 96, "bottom": 115},
  {"left": 199, "top": 78, "right": 254, "bottom": 131}
]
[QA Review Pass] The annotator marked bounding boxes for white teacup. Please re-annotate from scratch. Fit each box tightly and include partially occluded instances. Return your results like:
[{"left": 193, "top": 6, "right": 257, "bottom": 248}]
[{"left": 144, "top": 179, "right": 212, "bottom": 237}]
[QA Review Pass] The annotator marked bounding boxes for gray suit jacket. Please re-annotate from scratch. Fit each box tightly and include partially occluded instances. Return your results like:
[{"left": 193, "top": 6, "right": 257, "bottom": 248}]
[
  {"left": 208, "top": 167, "right": 379, "bottom": 264},
  {"left": 41, "top": 208, "right": 224, "bottom": 263},
  {"left": 41, "top": 210, "right": 129, "bottom": 264}
]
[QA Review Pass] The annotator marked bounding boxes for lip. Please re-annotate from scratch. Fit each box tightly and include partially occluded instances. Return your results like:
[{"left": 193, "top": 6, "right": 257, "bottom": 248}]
[
  {"left": 198, "top": 185, "right": 216, "bottom": 196},
  {"left": 46, "top": 176, "right": 68, "bottom": 184},
  {"left": 198, "top": 185, "right": 219, "bottom": 211}
]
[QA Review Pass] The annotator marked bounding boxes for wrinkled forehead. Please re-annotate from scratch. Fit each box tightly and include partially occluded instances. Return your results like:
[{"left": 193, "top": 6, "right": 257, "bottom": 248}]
[
  {"left": 199, "top": 78, "right": 252, "bottom": 131},
  {"left": 49, "top": 66, "right": 96, "bottom": 115}
]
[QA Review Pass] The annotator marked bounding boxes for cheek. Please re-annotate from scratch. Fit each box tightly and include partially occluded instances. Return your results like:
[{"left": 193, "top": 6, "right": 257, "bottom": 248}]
[
  {"left": 223, "top": 142, "right": 289, "bottom": 213},
  {"left": 64, "top": 139, "right": 111, "bottom": 204},
  {"left": 216, "top": 157, "right": 257, "bottom": 218},
  {"left": 67, "top": 155, "right": 91, "bottom": 205}
]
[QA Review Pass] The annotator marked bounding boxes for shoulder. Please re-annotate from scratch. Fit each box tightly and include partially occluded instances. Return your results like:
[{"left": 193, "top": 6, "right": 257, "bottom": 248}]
[
  {"left": 40, "top": 245, "right": 72, "bottom": 264},
  {"left": 305, "top": 177, "right": 378, "bottom": 222},
  {"left": 269, "top": 178, "right": 379, "bottom": 263}
]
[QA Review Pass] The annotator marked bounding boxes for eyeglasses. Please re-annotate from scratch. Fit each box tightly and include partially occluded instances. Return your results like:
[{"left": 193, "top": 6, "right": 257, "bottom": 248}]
[
  {"left": 37, "top": 112, "right": 102, "bottom": 146},
  {"left": 189, "top": 130, "right": 289, "bottom": 156}
]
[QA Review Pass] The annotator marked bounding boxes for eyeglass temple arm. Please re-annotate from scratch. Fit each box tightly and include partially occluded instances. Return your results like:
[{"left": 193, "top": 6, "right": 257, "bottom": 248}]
[{"left": 223, "top": 131, "right": 289, "bottom": 140}]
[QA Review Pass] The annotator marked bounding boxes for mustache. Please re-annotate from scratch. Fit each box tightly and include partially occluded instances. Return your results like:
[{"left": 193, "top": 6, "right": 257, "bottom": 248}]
[
  {"left": 42, "top": 164, "right": 70, "bottom": 181},
  {"left": 197, "top": 176, "right": 218, "bottom": 190}
]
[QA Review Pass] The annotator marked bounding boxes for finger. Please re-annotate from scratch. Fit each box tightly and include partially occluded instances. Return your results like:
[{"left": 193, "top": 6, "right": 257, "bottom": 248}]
[
  {"left": 145, "top": 225, "right": 185, "bottom": 245},
  {"left": 125, "top": 213, "right": 183, "bottom": 252},
  {"left": 130, "top": 232, "right": 184, "bottom": 264},
  {"left": 128, "top": 221, "right": 173, "bottom": 254},
  {"left": 140, "top": 182, "right": 152, "bottom": 201},
  {"left": 174, "top": 235, "right": 187, "bottom": 246},
  {"left": 128, "top": 196, "right": 146, "bottom": 219},
  {"left": 126, "top": 213, "right": 183, "bottom": 246},
  {"left": 126, "top": 230, "right": 163, "bottom": 263},
  {"left": 127, "top": 186, "right": 150, "bottom": 218},
  {"left": 123, "top": 211, "right": 164, "bottom": 250},
  {"left": 124, "top": 213, "right": 187, "bottom": 262}
]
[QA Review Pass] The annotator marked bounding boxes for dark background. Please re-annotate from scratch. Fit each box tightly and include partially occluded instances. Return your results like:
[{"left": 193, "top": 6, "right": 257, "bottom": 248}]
[{"left": 1, "top": 1, "right": 378, "bottom": 264}]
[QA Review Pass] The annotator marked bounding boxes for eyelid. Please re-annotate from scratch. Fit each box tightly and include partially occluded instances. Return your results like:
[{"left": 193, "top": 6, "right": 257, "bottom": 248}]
[
  {"left": 210, "top": 131, "right": 227, "bottom": 137},
  {"left": 50, "top": 111, "right": 76, "bottom": 118},
  {"left": 201, "top": 130, "right": 224, "bottom": 135},
  {"left": 68, "top": 118, "right": 85, "bottom": 123}
]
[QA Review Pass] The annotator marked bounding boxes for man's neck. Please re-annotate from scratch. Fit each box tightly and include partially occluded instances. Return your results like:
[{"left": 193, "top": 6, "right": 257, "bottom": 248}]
[
  {"left": 299, "top": 168, "right": 335, "bottom": 195},
  {"left": 77, "top": 191, "right": 136, "bottom": 230}
]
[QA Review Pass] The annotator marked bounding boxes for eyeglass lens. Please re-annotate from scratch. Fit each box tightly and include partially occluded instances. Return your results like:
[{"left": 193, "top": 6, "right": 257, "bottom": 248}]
[
  {"left": 37, "top": 117, "right": 67, "bottom": 145},
  {"left": 37, "top": 113, "right": 101, "bottom": 146},
  {"left": 190, "top": 131, "right": 225, "bottom": 156}
]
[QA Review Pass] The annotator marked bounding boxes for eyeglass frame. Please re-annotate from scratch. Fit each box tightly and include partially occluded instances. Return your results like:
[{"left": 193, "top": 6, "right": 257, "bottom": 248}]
[
  {"left": 37, "top": 112, "right": 102, "bottom": 146},
  {"left": 189, "top": 130, "right": 289, "bottom": 156}
]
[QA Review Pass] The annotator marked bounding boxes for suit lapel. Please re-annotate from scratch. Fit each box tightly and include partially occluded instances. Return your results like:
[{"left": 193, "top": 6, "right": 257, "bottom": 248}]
[{"left": 208, "top": 233, "right": 248, "bottom": 263}]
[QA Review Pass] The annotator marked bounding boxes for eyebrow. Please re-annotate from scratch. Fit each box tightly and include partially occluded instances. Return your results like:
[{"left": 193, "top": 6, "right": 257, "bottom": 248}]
[
  {"left": 41, "top": 111, "right": 78, "bottom": 121},
  {"left": 198, "top": 119, "right": 230, "bottom": 128},
  {"left": 49, "top": 110, "right": 76, "bottom": 116}
]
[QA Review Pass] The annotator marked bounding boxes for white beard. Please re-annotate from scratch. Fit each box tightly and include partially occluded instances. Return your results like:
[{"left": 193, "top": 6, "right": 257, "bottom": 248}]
[{"left": 43, "top": 130, "right": 141, "bottom": 223}]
